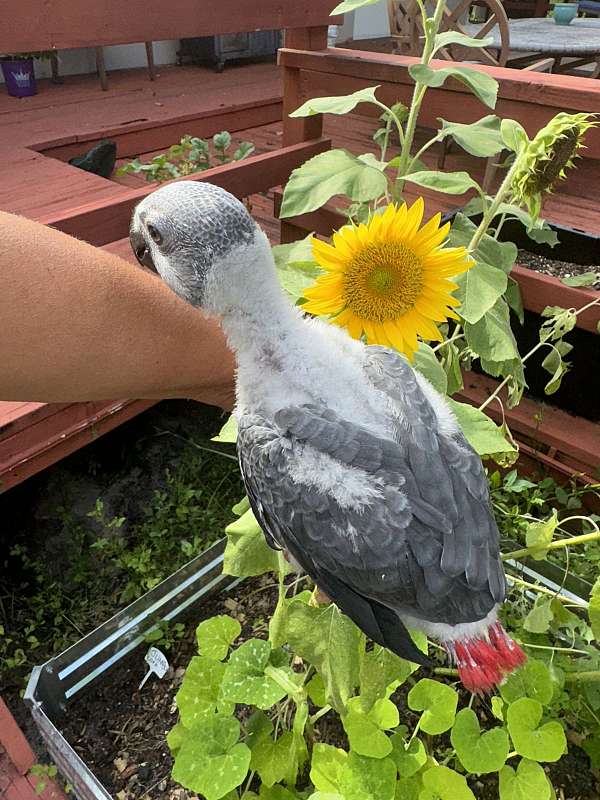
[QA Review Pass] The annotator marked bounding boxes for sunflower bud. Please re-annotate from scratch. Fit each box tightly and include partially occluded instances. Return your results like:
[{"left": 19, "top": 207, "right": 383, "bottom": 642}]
[{"left": 510, "top": 112, "right": 597, "bottom": 220}]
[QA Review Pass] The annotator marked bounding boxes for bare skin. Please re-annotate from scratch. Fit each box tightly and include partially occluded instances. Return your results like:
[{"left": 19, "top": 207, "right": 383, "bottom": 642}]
[{"left": 0, "top": 211, "right": 235, "bottom": 409}]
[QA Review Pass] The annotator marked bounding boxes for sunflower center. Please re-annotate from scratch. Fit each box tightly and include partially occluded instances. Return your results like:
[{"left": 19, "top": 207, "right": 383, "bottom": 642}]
[
  {"left": 343, "top": 242, "right": 424, "bottom": 323},
  {"left": 532, "top": 128, "right": 579, "bottom": 192}
]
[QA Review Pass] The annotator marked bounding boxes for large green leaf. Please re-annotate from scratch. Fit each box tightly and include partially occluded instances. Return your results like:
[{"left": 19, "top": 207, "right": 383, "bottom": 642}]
[
  {"left": 223, "top": 508, "right": 280, "bottom": 578},
  {"left": 499, "top": 758, "right": 551, "bottom": 800},
  {"left": 404, "top": 170, "right": 482, "bottom": 196},
  {"left": 499, "top": 659, "right": 554, "bottom": 706},
  {"left": 464, "top": 298, "right": 519, "bottom": 362},
  {"left": 280, "top": 149, "right": 387, "bottom": 218},
  {"left": 501, "top": 119, "right": 529, "bottom": 153},
  {"left": 390, "top": 729, "right": 427, "bottom": 777},
  {"left": 212, "top": 414, "right": 238, "bottom": 443},
  {"left": 176, "top": 656, "right": 232, "bottom": 726},
  {"left": 338, "top": 752, "right": 397, "bottom": 800},
  {"left": 454, "top": 260, "right": 507, "bottom": 324},
  {"left": 290, "top": 86, "right": 380, "bottom": 117},
  {"left": 284, "top": 595, "right": 361, "bottom": 711},
  {"left": 419, "top": 765, "right": 476, "bottom": 800},
  {"left": 448, "top": 399, "right": 516, "bottom": 457},
  {"left": 451, "top": 707, "right": 509, "bottom": 773},
  {"left": 272, "top": 239, "right": 322, "bottom": 303},
  {"left": 409, "top": 63, "right": 498, "bottom": 109},
  {"left": 221, "top": 639, "right": 288, "bottom": 709},
  {"left": 589, "top": 576, "right": 600, "bottom": 641},
  {"left": 439, "top": 116, "right": 504, "bottom": 157},
  {"left": 331, "top": 0, "right": 381, "bottom": 11},
  {"left": 506, "top": 698, "right": 567, "bottom": 762},
  {"left": 407, "top": 678, "right": 458, "bottom": 735},
  {"left": 342, "top": 696, "right": 398, "bottom": 758},
  {"left": 412, "top": 342, "right": 448, "bottom": 394},
  {"left": 172, "top": 715, "right": 251, "bottom": 800},
  {"left": 251, "top": 731, "right": 306, "bottom": 787},
  {"left": 196, "top": 615, "right": 241, "bottom": 661},
  {"left": 523, "top": 596, "right": 554, "bottom": 634},
  {"left": 310, "top": 743, "right": 348, "bottom": 794},
  {"left": 434, "top": 31, "right": 494, "bottom": 53},
  {"left": 359, "top": 640, "right": 425, "bottom": 710},
  {"left": 525, "top": 510, "right": 559, "bottom": 560}
]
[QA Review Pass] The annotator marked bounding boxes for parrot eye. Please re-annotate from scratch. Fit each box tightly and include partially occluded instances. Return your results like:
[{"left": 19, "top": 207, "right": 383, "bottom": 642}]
[{"left": 147, "top": 224, "right": 163, "bottom": 245}]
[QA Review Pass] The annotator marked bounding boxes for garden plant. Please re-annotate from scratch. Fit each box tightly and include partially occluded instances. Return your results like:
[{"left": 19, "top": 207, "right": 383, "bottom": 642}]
[
  {"left": 162, "top": 0, "right": 600, "bottom": 797},
  {"left": 117, "top": 131, "right": 255, "bottom": 183}
]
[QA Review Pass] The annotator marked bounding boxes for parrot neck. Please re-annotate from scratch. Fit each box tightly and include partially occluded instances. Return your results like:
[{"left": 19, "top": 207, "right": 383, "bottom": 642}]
[{"left": 215, "top": 232, "right": 309, "bottom": 367}]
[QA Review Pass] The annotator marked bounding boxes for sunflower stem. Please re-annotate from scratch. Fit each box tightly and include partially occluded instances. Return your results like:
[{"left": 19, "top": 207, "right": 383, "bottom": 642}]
[
  {"left": 431, "top": 325, "right": 464, "bottom": 353},
  {"left": 467, "top": 156, "right": 523, "bottom": 254},
  {"left": 394, "top": 0, "right": 447, "bottom": 199},
  {"left": 502, "top": 530, "right": 600, "bottom": 561}
]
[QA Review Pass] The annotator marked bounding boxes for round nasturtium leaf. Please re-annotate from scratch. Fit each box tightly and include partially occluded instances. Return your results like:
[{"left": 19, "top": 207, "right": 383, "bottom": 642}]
[
  {"left": 499, "top": 659, "right": 554, "bottom": 707},
  {"left": 172, "top": 715, "right": 251, "bottom": 800},
  {"left": 390, "top": 732, "right": 427, "bottom": 777},
  {"left": 310, "top": 743, "right": 348, "bottom": 794},
  {"left": 175, "top": 656, "right": 230, "bottom": 727},
  {"left": 450, "top": 707, "right": 509, "bottom": 774},
  {"left": 196, "top": 615, "right": 241, "bottom": 660},
  {"left": 506, "top": 698, "right": 567, "bottom": 762},
  {"left": 407, "top": 678, "right": 458, "bottom": 735},
  {"left": 498, "top": 758, "right": 551, "bottom": 800},
  {"left": 338, "top": 752, "right": 397, "bottom": 800},
  {"left": 342, "top": 696, "right": 399, "bottom": 759},
  {"left": 418, "top": 765, "right": 476, "bottom": 800},
  {"left": 221, "top": 639, "right": 287, "bottom": 709}
]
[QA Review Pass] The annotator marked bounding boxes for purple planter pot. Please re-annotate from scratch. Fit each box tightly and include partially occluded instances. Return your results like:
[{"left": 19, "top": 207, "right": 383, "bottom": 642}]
[{"left": 1, "top": 58, "right": 37, "bottom": 97}]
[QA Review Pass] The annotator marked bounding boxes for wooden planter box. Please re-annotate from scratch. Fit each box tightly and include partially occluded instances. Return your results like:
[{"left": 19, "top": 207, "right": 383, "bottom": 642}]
[{"left": 24, "top": 539, "right": 232, "bottom": 800}]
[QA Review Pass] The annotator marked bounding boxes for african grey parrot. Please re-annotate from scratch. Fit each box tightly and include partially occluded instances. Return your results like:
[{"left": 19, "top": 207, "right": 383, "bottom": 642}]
[{"left": 130, "top": 180, "right": 525, "bottom": 693}]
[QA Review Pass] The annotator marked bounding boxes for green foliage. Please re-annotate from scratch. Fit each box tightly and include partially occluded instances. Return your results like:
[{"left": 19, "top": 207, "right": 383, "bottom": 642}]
[
  {"left": 408, "top": 63, "right": 499, "bottom": 109},
  {"left": 451, "top": 708, "right": 509, "bottom": 773},
  {"left": 407, "top": 678, "right": 458, "bottom": 734},
  {"left": 499, "top": 759, "right": 551, "bottom": 800},
  {"left": 506, "top": 698, "right": 567, "bottom": 762},
  {"left": 0, "top": 441, "right": 242, "bottom": 680},
  {"left": 280, "top": 149, "right": 387, "bottom": 218},
  {"left": 117, "top": 132, "right": 254, "bottom": 183},
  {"left": 290, "top": 87, "right": 381, "bottom": 118}
]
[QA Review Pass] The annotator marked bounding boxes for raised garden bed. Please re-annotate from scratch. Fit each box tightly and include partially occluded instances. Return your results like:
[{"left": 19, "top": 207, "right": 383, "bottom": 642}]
[{"left": 23, "top": 548, "right": 597, "bottom": 800}]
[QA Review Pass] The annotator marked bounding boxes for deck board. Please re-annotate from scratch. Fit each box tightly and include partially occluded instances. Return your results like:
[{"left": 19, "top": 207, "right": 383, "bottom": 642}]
[{"left": 1, "top": 55, "right": 598, "bottom": 490}]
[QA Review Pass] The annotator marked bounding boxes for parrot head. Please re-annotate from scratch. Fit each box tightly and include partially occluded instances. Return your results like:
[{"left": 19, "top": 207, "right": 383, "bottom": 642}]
[{"left": 129, "top": 181, "right": 269, "bottom": 314}]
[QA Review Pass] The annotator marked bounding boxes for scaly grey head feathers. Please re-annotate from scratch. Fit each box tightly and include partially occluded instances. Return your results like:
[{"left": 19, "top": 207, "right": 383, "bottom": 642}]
[{"left": 130, "top": 181, "right": 258, "bottom": 309}]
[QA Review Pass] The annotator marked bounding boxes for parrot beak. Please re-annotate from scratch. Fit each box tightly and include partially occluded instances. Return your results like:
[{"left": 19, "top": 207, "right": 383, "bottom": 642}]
[{"left": 129, "top": 229, "right": 157, "bottom": 273}]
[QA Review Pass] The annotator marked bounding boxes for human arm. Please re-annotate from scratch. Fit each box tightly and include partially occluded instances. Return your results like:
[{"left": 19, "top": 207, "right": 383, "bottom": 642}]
[{"left": 0, "top": 211, "right": 235, "bottom": 409}]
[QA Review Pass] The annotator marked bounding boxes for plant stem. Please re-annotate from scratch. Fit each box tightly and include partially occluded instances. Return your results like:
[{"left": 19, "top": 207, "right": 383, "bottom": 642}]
[
  {"left": 506, "top": 573, "right": 588, "bottom": 608},
  {"left": 502, "top": 530, "right": 600, "bottom": 561},
  {"left": 310, "top": 704, "right": 332, "bottom": 725},
  {"left": 523, "top": 642, "right": 591, "bottom": 656},
  {"left": 394, "top": 0, "right": 447, "bottom": 198},
  {"left": 467, "top": 158, "right": 523, "bottom": 254},
  {"left": 433, "top": 667, "right": 459, "bottom": 678},
  {"left": 431, "top": 325, "right": 464, "bottom": 353},
  {"left": 565, "top": 671, "right": 600, "bottom": 683}
]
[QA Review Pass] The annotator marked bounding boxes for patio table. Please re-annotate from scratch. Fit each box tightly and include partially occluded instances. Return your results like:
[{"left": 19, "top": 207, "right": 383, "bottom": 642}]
[{"left": 464, "top": 16, "right": 600, "bottom": 74}]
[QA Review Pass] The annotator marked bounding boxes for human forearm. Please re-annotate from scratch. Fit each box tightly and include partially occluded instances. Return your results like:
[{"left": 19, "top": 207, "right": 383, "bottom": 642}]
[{"left": 0, "top": 212, "right": 235, "bottom": 409}]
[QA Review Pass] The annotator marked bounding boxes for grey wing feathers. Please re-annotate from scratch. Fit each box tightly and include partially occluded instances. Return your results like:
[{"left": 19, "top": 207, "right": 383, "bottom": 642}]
[{"left": 238, "top": 356, "right": 505, "bottom": 641}]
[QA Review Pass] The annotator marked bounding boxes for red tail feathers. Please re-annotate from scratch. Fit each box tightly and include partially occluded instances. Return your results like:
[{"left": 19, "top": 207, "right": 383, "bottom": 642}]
[{"left": 445, "top": 622, "right": 526, "bottom": 694}]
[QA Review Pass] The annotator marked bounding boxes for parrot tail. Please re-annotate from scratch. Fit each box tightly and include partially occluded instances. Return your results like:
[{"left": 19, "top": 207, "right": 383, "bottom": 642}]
[{"left": 444, "top": 622, "right": 526, "bottom": 694}]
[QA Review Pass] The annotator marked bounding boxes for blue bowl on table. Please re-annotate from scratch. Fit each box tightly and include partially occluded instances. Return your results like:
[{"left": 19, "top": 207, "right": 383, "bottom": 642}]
[{"left": 553, "top": 3, "right": 579, "bottom": 23}]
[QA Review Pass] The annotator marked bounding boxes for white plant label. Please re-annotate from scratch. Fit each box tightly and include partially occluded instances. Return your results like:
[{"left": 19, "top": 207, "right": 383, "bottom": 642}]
[{"left": 138, "top": 646, "right": 169, "bottom": 690}]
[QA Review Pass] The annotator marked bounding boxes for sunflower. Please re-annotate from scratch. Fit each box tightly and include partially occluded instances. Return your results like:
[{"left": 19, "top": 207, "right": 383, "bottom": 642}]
[
  {"left": 302, "top": 199, "right": 474, "bottom": 360},
  {"left": 511, "top": 112, "right": 597, "bottom": 220}
]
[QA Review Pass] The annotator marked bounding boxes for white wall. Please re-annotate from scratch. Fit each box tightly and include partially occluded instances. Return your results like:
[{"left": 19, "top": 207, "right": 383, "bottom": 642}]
[
  {"left": 1, "top": 40, "right": 179, "bottom": 84},
  {"left": 347, "top": 5, "right": 390, "bottom": 40}
]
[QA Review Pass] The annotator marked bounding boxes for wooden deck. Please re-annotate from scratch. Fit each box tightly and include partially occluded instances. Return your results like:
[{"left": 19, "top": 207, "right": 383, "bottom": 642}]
[{"left": 1, "top": 55, "right": 598, "bottom": 490}]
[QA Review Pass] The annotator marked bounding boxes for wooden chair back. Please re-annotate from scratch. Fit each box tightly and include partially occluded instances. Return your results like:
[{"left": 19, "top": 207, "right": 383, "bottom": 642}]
[{"left": 388, "top": 0, "right": 510, "bottom": 67}]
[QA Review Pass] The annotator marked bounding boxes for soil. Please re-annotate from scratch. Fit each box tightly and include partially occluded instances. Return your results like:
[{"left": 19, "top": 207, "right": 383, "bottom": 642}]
[
  {"left": 52, "top": 577, "right": 598, "bottom": 800},
  {"left": 518, "top": 249, "right": 600, "bottom": 289}
]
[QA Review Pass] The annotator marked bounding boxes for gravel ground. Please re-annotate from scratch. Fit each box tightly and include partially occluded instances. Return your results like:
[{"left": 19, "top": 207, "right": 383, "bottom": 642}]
[{"left": 518, "top": 250, "right": 600, "bottom": 289}]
